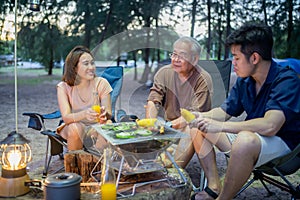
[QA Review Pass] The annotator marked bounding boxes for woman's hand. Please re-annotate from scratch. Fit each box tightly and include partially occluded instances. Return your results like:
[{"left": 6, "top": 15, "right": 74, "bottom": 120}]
[
  {"left": 85, "top": 106, "right": 108, "bottom": 124},
  {"left": 85, "top": 108, "right": 100, "bottom": 122},
  {"left": 98, "top": 106, "right": 108, "bottom": 124}
]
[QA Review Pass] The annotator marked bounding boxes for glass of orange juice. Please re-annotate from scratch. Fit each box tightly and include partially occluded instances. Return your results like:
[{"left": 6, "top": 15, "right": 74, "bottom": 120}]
[
  {"left": 92, "top": 92, "right": 101, "bottom": 113},
  {"left": 101, "top": 182, "right": 116, "bottom": 200},
  {"left": 100, "top": 148, "right": 117, "bottom": 199}
]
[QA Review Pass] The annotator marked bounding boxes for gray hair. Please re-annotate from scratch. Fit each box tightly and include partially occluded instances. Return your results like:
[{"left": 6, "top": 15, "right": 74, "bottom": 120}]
[{"left": 174, "top": 36, "right": 202, "bottom": 56}]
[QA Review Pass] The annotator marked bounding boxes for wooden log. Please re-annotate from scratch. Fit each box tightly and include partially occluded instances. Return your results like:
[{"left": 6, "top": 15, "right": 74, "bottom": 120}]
[{"left": 64, "top": 150, "right": 101, "bottom": 183}]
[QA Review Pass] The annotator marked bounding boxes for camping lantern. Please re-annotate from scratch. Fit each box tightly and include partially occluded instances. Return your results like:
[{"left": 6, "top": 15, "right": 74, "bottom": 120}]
[
  {"left": 29, "top": 0, "right": 41, "bottom": 11},
  {"left": 0, "top": 131, "right": 32, "bottom": 197}
]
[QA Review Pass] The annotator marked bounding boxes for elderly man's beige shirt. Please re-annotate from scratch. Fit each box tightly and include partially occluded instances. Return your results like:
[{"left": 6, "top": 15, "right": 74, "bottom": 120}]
[{"left": 148, "top": 64, "right": 213, "bottom": 121}]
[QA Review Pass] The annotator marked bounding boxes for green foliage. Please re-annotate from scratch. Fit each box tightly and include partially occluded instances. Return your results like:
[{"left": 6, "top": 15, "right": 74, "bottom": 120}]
[
  {"left": 0, "top": 0, "right": 299, "bottom": 70},
  {"left": 0, "top": 40, "right": 14, "bottom": 55},
  {"left": 17, "top": 21, "right": 63, "bottom": 70}
]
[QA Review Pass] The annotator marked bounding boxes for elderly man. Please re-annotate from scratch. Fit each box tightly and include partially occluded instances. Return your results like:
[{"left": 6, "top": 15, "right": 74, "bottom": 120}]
[
  {"left": 190, "top": 23, "right": 300, "bottom": 200},
  {"left": 145, "top": 36, "right": 213, "bottom": 168}
]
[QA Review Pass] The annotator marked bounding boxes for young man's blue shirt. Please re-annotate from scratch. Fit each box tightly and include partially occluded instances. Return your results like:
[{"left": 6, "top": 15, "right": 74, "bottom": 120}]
[{"left": 221, "top": 60, "right": 300, "bottom": 149}]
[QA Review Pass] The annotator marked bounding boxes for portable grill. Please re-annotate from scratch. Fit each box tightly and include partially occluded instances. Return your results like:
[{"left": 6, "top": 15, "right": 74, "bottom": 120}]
[{"left": 92, "top": 122, "right": 189, "bottom": 198}]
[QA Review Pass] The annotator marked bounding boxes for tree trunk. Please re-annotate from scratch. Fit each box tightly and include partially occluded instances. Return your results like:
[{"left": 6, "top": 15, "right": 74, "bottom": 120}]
[
  {"left": 156, "top": 18, "right": 160, "bottom": 64},
  {"left": 48, "top": 54, "right": 53, "bottom": 75},
  {"left": 286, "top": 0, "right": 293, "bottom": 58},
  {"left": 224, "top": 0, "right": 231, "bottom": 59},
  {"left": 216, "top": 3, "right": 223, "bottom": 60},
  {"left": 48, "top": 21, "right": 53, "bottom": 75},
  {"left": 262, "top": 0, "right": 268, "bottom": 25},
  {"left": 98, "top": 2, "right": 113, "bottom": 44},
  {"left": 133, "top": 51, "right": 138, "bottom": 81},
  {"left": 84, "top": 3, "right": 91, "bottom": 48},
  {"left": 206, "top": 0, "right": 211, "bottom": 59},
  {"left": 190, "top": 0, "right": 197, "bottom": 37},
  {"left": 140, "top": 17, "right": 152, "bottom": 84}
]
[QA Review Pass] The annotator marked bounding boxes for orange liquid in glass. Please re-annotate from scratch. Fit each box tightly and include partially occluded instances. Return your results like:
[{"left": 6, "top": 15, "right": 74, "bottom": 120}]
[{"left": 101, "top": 183, "right": 116, "bottom": 200}]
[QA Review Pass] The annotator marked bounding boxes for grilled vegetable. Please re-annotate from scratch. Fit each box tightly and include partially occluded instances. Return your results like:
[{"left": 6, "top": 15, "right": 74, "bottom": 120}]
[
  {"left": 135, "top": 129, "right": 153, "bottom": 136},
  {"left": 101, "top": 124, "right": 115, "bottom": 130},
  {"left": 136, "top": 118, "right": 157, "bottom": 127},
  {"left": 116, "top": 132, "right": 136, "bottom": 139},
  {"left": 113, "top": 124, "right": 134, "bottom": 131},
  {"left": 180, "top": 108, "right": 195, "bottom": 123},
  {"left": 159, "top": 126, "right": 164, "bottom": 134}
]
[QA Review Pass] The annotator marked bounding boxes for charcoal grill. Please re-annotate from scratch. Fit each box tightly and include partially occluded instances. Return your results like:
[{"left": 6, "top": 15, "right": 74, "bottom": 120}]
[{"left": 92, "top": 122, "right": 189, "bottom": 198}]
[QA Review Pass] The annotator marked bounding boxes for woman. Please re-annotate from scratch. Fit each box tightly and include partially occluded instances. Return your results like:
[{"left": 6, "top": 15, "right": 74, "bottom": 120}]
[{"left": 57, "top": 46, "right": 112, "bottom": 151}]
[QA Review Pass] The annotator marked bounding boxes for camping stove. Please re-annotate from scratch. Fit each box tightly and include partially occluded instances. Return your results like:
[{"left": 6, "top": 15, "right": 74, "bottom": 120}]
[{"left": 92, "top": 123, "right": 189, "bottom": 198}]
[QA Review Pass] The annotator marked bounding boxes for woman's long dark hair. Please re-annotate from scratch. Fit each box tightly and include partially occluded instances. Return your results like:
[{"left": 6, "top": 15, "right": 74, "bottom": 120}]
[{"left": 62, "top": 46, "right": 94, "bottom": 86}]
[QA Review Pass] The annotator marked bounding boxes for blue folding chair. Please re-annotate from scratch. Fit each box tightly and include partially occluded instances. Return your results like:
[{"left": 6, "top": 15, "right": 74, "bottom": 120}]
[
  {"left": 23, "top": 66, "right": 124, "bottom": 177},
  {"left": 273, "top": 58, "right": 300, "bottom": 74},
  {"left": 95, "top": 66, "right": 123, "bottom": 122}
]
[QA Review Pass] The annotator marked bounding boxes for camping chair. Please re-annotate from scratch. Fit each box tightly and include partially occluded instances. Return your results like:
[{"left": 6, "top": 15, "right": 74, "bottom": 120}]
[
  {"left": 23, "top": 111, "right": 66, "bottom": 177},
  {"left": 23, "top": 66, "right": 124, "bottom": 177},
  {"left": 236, "top": 143, "right": 300, "bottom": 199},
  {"left": 198, "top": 60, "right": 232, "bottom": 108}
]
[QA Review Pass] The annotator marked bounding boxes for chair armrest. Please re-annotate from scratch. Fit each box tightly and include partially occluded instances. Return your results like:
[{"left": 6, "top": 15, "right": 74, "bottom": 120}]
[
  {"left": 42, "top": 110, "right": 61, "bottom": 119},
  {"left": 41, "top": 130, "right": 67, "bottom": 143},
  {"left": 23, "top": 110, "right": 62, "bottom": 131},
  {"left": 23, "top": 112, "right": 44, "bottom": 131}
]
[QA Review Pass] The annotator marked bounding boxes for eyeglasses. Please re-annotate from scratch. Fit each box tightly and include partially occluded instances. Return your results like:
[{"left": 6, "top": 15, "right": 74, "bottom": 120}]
[{"left": 169, "top": 52, "right": 189, "bottom": 60}]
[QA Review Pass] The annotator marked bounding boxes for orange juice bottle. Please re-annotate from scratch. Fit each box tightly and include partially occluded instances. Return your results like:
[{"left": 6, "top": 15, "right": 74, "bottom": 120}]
[
  {"left": 91, "top": 92, "right": 101, "bottom": 122},
  {"left": 100, "top": 148, "right": 117, "bottom": 200},
  {"left": 92, "top": 92, "right": 101, "bottom": 113}
]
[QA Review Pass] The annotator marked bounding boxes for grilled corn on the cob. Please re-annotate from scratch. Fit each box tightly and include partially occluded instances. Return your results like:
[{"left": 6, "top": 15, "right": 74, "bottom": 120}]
[
  {"left": 136, "top": 118, "right": 157, "bottom": 127},
  {"left": 180, "top": 108, "right": 195, "bottom": 123}
]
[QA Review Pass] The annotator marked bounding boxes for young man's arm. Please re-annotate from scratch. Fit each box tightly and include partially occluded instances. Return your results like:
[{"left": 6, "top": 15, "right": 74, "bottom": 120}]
[
  {"left": 199, "top": 107, "right": 232, "bottom": 121},
  {"left": 220, "top": 109, "right": 285, "bottom": 136},
  {"left": 195, "top": 109, "right": 285, "bottom": 136}
]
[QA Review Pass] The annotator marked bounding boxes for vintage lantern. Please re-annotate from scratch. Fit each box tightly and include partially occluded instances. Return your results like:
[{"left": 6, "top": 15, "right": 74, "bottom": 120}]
[
  {"left": 29, "top": 0, "right": 41, "bottom": 11},
  {"left": 0, "top": 131, "right": 32, "bottom": 197}
]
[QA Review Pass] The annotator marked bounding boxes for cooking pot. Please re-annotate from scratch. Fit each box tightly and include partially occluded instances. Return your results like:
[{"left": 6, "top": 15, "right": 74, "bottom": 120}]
[{"left": 43, "top": 172, "right": 82, "bottom": 200}]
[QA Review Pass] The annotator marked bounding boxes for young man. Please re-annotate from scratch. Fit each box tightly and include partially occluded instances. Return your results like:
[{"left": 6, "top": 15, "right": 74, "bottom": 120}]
[
  {"left": 190, "top": 23, "right": 300, "bottom": 200},
  {"left": 145, "top": 36, "right": 213, "bottom": 168}
]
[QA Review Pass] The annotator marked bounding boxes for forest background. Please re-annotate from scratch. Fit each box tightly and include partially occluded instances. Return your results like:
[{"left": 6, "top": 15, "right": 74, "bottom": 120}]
[{"left": 0, "top": 0, "right": 299, "bottom": 83}]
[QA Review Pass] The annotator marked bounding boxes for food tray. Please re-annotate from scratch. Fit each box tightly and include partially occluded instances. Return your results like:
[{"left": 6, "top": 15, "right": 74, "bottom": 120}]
[{"left": 92, "top": 122, "right": 187, "bottom": 146}]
